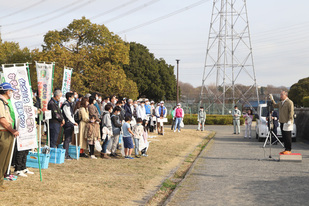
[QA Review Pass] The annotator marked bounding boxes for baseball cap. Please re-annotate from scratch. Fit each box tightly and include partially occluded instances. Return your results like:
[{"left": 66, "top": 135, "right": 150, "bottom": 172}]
[
  {"left": 177, "top": 103, "right": 181, "bottom": 106},
  {"left": 0, "top": 82, "right": 16, "bottom": 91},
  {"left": 160, "top": 101, "right": 164, "bottom": 104}
]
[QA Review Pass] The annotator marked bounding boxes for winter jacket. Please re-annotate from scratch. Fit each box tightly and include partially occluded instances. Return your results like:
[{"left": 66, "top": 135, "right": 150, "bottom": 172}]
[
  {"left": 48, "top": 97, "right": 64, "bottom": 124},
  {"left": 124, "top": 102, "right": 132, "bottom": 118},
  {"left": 198, "top": 109, "right": 206, "bottom": 122},
  {"left": 111, "top": 114, "right": 122, "bottom": 135}
]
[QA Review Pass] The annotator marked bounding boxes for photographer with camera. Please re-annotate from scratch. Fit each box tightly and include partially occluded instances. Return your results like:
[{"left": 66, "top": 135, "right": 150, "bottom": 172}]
[{"left": 269, "top": 91, "right": 294, "bottom": 155}]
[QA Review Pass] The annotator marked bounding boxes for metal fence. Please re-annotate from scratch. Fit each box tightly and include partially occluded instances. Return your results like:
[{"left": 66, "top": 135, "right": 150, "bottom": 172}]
[{"left": 164, "top": 101, "right": 244, "bottom": 116}]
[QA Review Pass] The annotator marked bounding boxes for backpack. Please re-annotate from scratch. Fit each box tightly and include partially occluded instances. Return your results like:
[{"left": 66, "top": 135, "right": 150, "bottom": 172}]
[{"left": 74, "top": 109, "right": 81, "bottom": 124}]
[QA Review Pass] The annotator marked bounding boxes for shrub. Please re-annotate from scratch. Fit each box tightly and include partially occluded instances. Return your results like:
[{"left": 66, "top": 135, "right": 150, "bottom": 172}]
[
  {"left": 166, "top": 114, "right": 244, "bottom": 125},
  {"left": 303, "top": 96, "right": 309, "bottom": 107}
]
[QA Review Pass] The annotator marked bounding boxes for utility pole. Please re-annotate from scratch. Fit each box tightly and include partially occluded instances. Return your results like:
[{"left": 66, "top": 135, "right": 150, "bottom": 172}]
[{"left": 176, "top": 59, "right": 180, "bottom": 104}]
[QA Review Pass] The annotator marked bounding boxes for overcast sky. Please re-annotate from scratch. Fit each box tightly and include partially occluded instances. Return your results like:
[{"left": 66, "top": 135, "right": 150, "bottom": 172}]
[{"left": 1, "top": 0, "right": 308, "bottom": 88}]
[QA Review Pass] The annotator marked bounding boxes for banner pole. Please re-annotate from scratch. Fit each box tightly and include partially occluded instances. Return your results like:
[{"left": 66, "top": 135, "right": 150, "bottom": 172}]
[
  {"left": 27, "top": 63, "right": 42, "bottom": 182},
  {"left": 6, "top": 138, "right": 16, "bottom": 176}
]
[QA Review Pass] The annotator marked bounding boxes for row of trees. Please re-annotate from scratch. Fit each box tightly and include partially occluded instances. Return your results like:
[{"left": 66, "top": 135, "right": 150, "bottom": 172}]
[
  {"left": 289, "top": 77, "right": 309, "bottom": 107},
  {"left": 0, "top": 17, "right": 177, "bottom": 101}
]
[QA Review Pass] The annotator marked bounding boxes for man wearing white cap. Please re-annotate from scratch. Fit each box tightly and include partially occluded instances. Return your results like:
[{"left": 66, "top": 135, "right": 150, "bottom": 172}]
[
  {"left": 155, "top": 101, "right": 167, "bottom": 135},
  {"left": 174, "top": 103, "right": 184, "bottom": 132}
]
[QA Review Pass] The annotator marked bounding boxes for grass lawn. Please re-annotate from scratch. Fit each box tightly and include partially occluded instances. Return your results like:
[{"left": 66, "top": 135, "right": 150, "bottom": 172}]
[{"left": 0, "top": 129, "right": 210, "bottom": 206}]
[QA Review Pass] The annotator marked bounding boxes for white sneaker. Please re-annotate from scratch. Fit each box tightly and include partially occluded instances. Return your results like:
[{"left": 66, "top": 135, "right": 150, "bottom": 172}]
[
  {"left": 177, "top": 130, "right": 180, "bottom": 133},
  {"left": 23, "top": 169, "right": 34, "bottom": 175},
  {"left": 106, "top": 149, "right": 111, "bottom": 155},
  {"left": 15, "top": 171, "right": 27, "bottom": 177},
  {"left": 91, "top": 155, "right": 97, "bottom": 159},
  {"left": 174, "top": 130, "right": 176, "bottom": 132}
]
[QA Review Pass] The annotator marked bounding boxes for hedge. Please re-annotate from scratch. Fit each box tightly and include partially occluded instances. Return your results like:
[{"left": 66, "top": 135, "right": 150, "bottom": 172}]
[{"left": 166, "top": 114, "right": 245, "bottom": 125}]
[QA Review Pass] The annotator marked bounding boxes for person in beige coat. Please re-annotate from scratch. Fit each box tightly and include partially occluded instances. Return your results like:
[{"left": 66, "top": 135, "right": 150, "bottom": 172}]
[
  {"left": 72, "top": 98, "right": 89, "bottom": 157},
  {"left": 270, "top": 91, "right": 294, "bottom": 154}
]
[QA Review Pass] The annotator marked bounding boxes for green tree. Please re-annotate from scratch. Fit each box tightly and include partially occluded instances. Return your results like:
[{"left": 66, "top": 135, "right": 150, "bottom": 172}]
[
  {"left": 30, "top": 17, "right": 138, "bottom": 99},
  {"left": 289, "top": 77, "right": 309, "bottom": 107},
  {"left": 123, "top": 42, "right": 176, "bottom": 101},
  {"left": 0, "top": 40, "right": 31, "bottom": 65},
  {"left": 303, "top": 96, "right": 309, "bottom": 107}
]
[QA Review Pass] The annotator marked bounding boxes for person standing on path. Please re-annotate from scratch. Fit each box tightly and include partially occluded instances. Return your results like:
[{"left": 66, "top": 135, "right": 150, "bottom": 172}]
[
  {"left": 243, "top": 109, "right": 253, "bottom": 138},
  {"left": 174, "top": 103, "right": 184, "bottom": 133},
  {"left": 0, "top": 83, "right": 19, "bottom": 191},
  {"left": 270, "top": 91, "right": 294, "bottom": 154},
  {"left": 232, "top": 105, "right": 241, "bottom": 134},
  {"left": 197, "top": 106, "right": 206, "bottom": 131}
]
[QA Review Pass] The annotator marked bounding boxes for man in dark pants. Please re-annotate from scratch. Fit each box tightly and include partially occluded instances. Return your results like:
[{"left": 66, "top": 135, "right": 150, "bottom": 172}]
[
  {"left": 61, "top": 92, "right": 78, "bottom": 160},
  {"left": 48, "top": 89, "right": 64, "bottom": 148},
  {"left": 270, "top": 91, "right": 294, "bottom": 154},
  {"left": 0, "top": 83, "right": 19, "bottom": 191}
]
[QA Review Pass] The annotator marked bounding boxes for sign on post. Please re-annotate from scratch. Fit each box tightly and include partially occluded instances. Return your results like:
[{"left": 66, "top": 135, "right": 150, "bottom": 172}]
[
  {"left": 2, "top": 65, "right": 37, "bottom": 151},
  {"left": 61, "top": 67, "right": 73, "bottom": 96},
  {"left": 36, "top": 62, "right": 54, "bottom": 112}
]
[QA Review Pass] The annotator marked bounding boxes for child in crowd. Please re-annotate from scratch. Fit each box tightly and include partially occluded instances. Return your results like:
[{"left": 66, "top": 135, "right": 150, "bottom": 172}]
[
  {"left": 122, "top": 116, "right": 135, "bottom": 159},
  {"left": 133, "top": 118, "right": 144, "bottom": 158},
  {"left": 243, "top": 109, "right": 253, "bottom": 138},
  {"left": 197, "top": 106, "right": 206, "bottom": 131},
  {"left": 85, "top": 115, "right": 99, "bottom": 159}
]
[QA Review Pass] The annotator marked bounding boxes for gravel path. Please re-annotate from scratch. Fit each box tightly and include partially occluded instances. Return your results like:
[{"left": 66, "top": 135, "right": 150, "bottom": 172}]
[{"left": 166, "top": 125, "right": 309, "bottom": 206}]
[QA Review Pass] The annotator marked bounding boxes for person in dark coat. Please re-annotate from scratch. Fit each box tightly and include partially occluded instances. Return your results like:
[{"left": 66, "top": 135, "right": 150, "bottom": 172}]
[{"left": 48, "top": 89, "right": 64, "bottom": 148}]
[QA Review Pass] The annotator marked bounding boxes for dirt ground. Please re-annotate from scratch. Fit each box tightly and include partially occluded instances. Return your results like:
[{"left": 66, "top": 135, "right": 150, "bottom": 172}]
[{"left": 0, "top": 128, "right": 209, "bottom": 206}]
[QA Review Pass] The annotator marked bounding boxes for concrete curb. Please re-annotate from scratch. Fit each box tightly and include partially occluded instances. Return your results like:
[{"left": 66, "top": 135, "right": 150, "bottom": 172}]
[{"left": 162, "top": 131, "right": 216, "bottom": 206}]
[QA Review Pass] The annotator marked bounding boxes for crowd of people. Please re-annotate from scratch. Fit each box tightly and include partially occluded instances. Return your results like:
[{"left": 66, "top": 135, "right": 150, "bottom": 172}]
[
  {"left": 0, "top": 81, "right": 189, "bottom": 190},
  {"left": 45, "top": 90, "right": 178, "bottom": 161}
]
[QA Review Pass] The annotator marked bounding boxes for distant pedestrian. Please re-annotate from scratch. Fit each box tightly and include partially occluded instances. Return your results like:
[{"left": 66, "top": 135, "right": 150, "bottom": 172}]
[
  {"left": 243, "top": 109, "right": 253, "bottom": 138},
  {"left": 174, "top": 103, "right": 184, "bottom": 132},
  {"left": 197, "top": 106, "right": 206, "bottom": 131},
  {"left": 232, "top": 105, "right": 241, "bottom": 134}
]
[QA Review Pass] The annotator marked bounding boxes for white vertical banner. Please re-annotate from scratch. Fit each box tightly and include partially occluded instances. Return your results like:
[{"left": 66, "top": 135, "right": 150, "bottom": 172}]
[
  {"left": 2, "top": 65, "right": 38, "bottom": 151},
  {"left": 61, "top": 67, "right": 73, "bottom": 96},
  {"left": 36, "top": 62, "right": 54, "bottom": 112}
]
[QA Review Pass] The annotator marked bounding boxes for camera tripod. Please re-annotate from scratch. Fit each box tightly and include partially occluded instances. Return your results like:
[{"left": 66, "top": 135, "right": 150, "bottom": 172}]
[
  {"left": 260, "top": 100, "right": 284, "bottom": 161},
  {"left": 263, "top": 128, "right": 284, "bottom": 148}
]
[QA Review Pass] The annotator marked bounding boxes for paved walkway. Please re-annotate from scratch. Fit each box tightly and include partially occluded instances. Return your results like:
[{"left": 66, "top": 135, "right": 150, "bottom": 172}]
[{"left": 167, "top": 125, "right": 309, "bottom": 206}]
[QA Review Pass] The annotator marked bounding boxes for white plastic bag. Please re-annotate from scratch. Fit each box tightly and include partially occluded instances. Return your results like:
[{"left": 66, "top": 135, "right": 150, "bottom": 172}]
[
  {"left": 95, "top": 140, "right": 102, "bottom": 152},
  {"left": 180, "top": 120, "right": 184, "bottom": 128}
]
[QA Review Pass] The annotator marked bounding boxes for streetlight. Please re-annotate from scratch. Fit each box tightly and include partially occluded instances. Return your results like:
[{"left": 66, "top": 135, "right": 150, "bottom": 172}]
[{"left": 176, "top": 59, "right": 180, "bottom": 104}]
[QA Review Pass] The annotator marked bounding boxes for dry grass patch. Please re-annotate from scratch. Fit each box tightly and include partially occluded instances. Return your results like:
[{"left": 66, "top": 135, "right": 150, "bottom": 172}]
[{"left": 0, "top": 129, "right": 211, "bottom": 206}]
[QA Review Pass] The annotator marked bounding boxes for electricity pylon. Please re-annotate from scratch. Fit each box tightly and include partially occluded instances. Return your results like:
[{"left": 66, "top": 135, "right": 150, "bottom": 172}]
[{"left": 200, "top": 0, "right": 259, "bottom": 114}]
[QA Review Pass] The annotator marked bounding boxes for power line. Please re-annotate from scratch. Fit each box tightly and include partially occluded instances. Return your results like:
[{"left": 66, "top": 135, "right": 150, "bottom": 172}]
[
  {"left": 3, "top": 0, "right": 96, "bottom": 35},
  {"left": 2, "top": 0, "right": 83, "bottom": 27},
  {"left": 0, "top": 0, "right": 47, "bottom": 19},
  {"left": 101, "top": 0, "right": 160, "bottom": 24},
  {"left": 90, "top": 0, "right": 139, "bottom": 20},
  {"left": 117, "top": 0, "right": 211, "bottom": 34}
]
